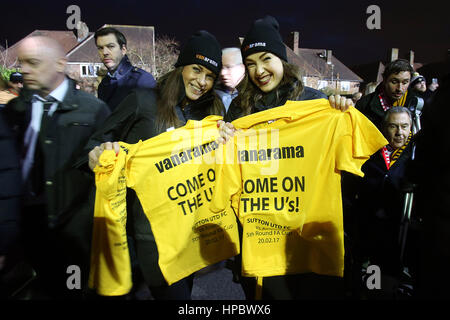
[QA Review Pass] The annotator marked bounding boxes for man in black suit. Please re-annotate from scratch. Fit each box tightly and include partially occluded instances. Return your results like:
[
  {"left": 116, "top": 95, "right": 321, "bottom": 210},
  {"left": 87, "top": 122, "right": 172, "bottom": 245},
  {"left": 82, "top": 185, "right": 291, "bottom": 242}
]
[{"left": 3, "top": 35, "right": 110, "bottom": 299}]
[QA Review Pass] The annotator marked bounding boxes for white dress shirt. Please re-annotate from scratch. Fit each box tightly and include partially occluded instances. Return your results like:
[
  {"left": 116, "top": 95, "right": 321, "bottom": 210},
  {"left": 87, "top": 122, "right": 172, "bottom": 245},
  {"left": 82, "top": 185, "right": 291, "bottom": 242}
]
[{"left": 22, "top": 78, "right": 69, "bottom": 180}]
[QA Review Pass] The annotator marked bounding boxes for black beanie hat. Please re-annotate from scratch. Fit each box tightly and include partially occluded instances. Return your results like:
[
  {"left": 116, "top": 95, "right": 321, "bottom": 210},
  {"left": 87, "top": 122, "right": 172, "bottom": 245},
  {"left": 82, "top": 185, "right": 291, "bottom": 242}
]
[
  {"left": 410, "top": 72, "right": 426, "bottom": 87},
  {"left": 9, "top": 72, "right": 23, "bottom": 83},
  {"left": 241, "top": 16, "right": 287, "bottom": 62},
  {"left": 174, "top": 30, "right": 222, "bottom": 76}
]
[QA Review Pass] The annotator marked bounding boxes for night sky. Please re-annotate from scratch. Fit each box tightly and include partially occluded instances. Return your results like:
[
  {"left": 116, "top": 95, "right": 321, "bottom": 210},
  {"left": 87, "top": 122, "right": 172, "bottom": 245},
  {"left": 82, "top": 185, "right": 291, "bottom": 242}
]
[{"left": 1, "top": 0, "right": 448, "bottom": 67}]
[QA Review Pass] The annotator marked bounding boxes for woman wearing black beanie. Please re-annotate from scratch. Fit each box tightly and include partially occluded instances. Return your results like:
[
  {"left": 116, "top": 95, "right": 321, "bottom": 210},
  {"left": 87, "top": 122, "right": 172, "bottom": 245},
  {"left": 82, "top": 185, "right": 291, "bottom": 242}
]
[
  {"left": 84, "top": 30, "right": 224, "bottom": 300},
  {"left": 225, "top": 15, "right": 350, "bottom": 122},
  {"left": 221, "top": 16, "right": 351, "bottom": 300}
]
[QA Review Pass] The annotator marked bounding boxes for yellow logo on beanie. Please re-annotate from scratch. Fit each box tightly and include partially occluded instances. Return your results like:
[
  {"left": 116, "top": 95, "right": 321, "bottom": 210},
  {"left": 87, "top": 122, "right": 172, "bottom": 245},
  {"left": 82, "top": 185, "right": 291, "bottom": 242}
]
[
  {"left": 243, "top": 42, "right": 267, "bottom": 52},
  {"left": 195, "top": 54, "right": 218, "bottom": 67}
]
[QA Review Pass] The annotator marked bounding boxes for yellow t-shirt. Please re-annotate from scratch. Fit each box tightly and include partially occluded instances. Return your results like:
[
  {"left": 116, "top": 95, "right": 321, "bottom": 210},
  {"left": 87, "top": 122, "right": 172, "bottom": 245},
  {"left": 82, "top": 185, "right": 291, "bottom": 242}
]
[
  {"left": 89, "top": 115, "right": 240, "bottom": 295},
  {"left": 211, "top": 99, "right": 388, "bottom": 278}
]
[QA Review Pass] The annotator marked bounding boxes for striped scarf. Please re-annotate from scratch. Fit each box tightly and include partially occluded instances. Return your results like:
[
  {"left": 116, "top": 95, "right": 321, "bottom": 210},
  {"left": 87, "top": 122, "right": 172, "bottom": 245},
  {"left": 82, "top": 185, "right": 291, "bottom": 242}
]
[
  {"left": 378, "top": 89, "right": 409, "bottom": 111},
  {"left": 7, "top": 88, "right": 19, "bottom": 96}
]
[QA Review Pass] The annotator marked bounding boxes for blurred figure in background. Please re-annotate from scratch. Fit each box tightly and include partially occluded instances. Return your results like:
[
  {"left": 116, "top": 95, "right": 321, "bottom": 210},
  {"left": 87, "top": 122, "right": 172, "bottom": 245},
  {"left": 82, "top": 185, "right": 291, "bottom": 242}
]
[
  {"left": 0, "top": 72, "right": 23, "bottom": 105},
  {"left": 215, "top": 48, "right": 245, "bottom": 112}
]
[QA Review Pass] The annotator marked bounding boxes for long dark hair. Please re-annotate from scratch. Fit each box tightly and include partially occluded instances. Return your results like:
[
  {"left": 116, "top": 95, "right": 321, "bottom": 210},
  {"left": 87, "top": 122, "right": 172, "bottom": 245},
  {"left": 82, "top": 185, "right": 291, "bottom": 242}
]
[
  {"left": 236, "top": 60, "right": 304, "bottom": 116},
  {"left": 155, "top": 66, "right": 224, "bottom": 131}
]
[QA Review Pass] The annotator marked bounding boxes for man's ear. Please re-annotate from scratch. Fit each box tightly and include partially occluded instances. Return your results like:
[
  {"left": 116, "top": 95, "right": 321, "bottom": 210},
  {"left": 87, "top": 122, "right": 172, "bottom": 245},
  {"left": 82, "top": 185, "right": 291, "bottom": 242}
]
[
  {"left": 121, "top": 45, "right": 127, "bottom": 55},
  {"left": 56, "top": 57, "right": 68, "bottom": 73}
]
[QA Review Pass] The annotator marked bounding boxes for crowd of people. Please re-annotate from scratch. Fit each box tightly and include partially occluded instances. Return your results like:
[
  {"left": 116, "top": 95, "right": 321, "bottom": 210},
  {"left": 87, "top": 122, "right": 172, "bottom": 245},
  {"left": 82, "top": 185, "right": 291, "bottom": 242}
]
[{"left": 0, "top": 15, "right": 447, "bottom": 300}]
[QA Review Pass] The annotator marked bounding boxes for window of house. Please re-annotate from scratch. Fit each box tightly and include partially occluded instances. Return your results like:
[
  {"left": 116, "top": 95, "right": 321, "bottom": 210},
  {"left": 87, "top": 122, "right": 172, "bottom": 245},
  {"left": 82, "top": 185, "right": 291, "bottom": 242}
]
[
  {"left": 302, "top": 77, "right": 308, "bottom": 86},
  {"left": 317, "top": 80, "right": 328, "bottom": 90},
  {"left": 340, "top": 81, "right": 350, "bottom": 92},
  {"left": 80, "top": 63, "right": 103, "bottom": 77}
]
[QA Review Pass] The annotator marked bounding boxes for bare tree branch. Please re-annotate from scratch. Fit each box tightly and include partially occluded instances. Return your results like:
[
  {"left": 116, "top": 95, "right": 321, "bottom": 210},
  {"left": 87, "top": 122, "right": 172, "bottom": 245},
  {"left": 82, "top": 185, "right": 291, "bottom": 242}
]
[{"left": 153, "top": 35, "right": 180, "bottom": 79}]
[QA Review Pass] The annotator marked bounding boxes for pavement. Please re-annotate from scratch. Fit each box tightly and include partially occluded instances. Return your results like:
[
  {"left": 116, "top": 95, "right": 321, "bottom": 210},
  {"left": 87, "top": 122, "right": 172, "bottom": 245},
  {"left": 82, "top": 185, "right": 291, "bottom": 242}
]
[
  {"left": 191, "top": 263, "right": 245, "bottom": 300},
  {"left": 134, "top": 261, "right": 246, "bottom": 300}
]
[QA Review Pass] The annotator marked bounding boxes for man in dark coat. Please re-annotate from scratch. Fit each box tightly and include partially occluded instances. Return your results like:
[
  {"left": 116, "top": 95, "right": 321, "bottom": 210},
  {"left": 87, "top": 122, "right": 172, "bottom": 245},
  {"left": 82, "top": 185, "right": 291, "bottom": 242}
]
[
  {"left": 95, "top": 27, "right": 156, "bottom": 112},
  {"left": 3, "top": 36, "right": 110, "bottom": 299},
  {"left": 351, "top": 106, "right": 414, "bottom": 299},
  {"left": 356, "top": 59, "right": 418, "bottom": 130}
]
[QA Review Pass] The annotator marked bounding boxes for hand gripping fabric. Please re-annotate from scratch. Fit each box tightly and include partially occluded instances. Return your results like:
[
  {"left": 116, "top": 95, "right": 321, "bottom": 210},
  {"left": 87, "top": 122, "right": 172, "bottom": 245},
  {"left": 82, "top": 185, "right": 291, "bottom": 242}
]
[{"left": 89, "top": 148, "right": 132, "bottom": 296}]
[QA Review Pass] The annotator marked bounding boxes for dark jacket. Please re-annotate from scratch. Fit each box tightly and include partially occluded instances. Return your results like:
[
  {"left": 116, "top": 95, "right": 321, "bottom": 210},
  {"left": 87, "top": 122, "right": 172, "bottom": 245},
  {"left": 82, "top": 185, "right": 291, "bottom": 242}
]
[
  {"left": 410, "top": 88, "right": 435, "bottom": 106},
  {"left": 4, "top": 78, "right": 111, "bottom": 228},
  {"left": 355, "top": 85, "right": 419, "bottom": 130},
  {"left": 85, "top": 87, "right": 216, "bottom": 149},
  {"left": 0, "top": 107, "right": 22, "bottom": 256},
  {"left": 353, "top": 143, "right": 413, "bottom": 276},
  {"left": 82, "top": 86, "right": 219, "bottom": 287},
  {"left": 98, "top": 55, "right": 156, "bottom": 112},
  {"left": 225, "top": 84, "right": 326, "bottom": 121}
]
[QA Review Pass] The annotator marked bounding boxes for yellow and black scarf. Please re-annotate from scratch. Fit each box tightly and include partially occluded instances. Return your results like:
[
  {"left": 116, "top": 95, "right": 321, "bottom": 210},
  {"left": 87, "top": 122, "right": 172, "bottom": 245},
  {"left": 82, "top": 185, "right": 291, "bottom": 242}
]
[{"left": 378, "top": 89, "right": 409, "bottom": 111}]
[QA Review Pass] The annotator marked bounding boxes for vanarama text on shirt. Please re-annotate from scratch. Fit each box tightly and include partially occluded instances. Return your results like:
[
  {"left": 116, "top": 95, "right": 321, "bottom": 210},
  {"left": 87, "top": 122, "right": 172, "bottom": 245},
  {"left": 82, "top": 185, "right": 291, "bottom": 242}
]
[
  {"left": 238, "top": 145, "right": 304, "bottom": 162},
  {"left": 155, "top": 140, "right": 219, "bottom": 173}
]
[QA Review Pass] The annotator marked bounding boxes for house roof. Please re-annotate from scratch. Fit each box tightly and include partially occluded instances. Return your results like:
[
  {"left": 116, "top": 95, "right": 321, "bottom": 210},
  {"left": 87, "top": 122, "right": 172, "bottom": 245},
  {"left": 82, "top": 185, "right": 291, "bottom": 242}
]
[
  {"left": 286, "top": 46, "right": 363, "bottom": 82},
  {"left": 67, "top": 24, "right": 155, "bottom": 65},
  {"left": 413, "top": 62, "right": 423, "bottom": 71},
  {"left": 66, "top": 32, "right": 100, "bottom": 63},
  {"left": 3, "top": 30, "right": 79, "bottom": 67}
]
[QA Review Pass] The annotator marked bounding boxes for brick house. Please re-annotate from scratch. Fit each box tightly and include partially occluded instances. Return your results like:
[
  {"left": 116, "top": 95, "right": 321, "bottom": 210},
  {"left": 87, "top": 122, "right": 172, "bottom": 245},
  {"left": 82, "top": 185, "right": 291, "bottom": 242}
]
[
  {"left": 288, "top": 31, "right": 363, "bottom": 95},
  {"left": 66, "top": 24, "right": 156, "bottom": 81},
  {"left": 2, "top": 24, "right": 155, "bottom": 93}
]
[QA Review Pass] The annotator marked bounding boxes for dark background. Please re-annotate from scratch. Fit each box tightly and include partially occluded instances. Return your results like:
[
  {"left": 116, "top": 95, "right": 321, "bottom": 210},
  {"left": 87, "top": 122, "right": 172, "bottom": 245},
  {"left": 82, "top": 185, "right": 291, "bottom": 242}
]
[{"left": 1, "top": 0, "right": 448, "bottom": 67}]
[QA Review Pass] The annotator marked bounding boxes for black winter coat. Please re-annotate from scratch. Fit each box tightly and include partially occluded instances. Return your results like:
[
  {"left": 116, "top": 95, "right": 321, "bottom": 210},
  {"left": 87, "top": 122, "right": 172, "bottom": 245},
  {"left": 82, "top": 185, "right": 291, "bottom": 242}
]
[
  {"left": 98, "top": 55, "right": 156, "bottom": 112},
  {"left": 353, "top": 144, "right": 413, "bottom": 276},
  {"left": 4, "top": 79, "right": 111, "bottom": 228},
  {"left": 85, "top": 87, "right": 216, "bottom": 149}
]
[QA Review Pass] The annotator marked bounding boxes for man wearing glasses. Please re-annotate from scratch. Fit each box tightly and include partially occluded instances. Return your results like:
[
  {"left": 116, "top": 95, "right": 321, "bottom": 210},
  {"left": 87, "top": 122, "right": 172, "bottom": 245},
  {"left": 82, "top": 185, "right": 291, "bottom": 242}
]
[{"left": 215, "top": 47, "right": 246, "bottom": 112}]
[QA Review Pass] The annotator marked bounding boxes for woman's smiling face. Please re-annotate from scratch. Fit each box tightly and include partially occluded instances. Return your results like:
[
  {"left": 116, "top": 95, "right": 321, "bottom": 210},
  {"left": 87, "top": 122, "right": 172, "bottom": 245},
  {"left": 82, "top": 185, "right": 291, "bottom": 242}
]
[
  {"left": 245, "top": 52, "right": 284, "bottom": 93},
  {"left": 181, "top": 64, "right": 216, "bottom": 101}
]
